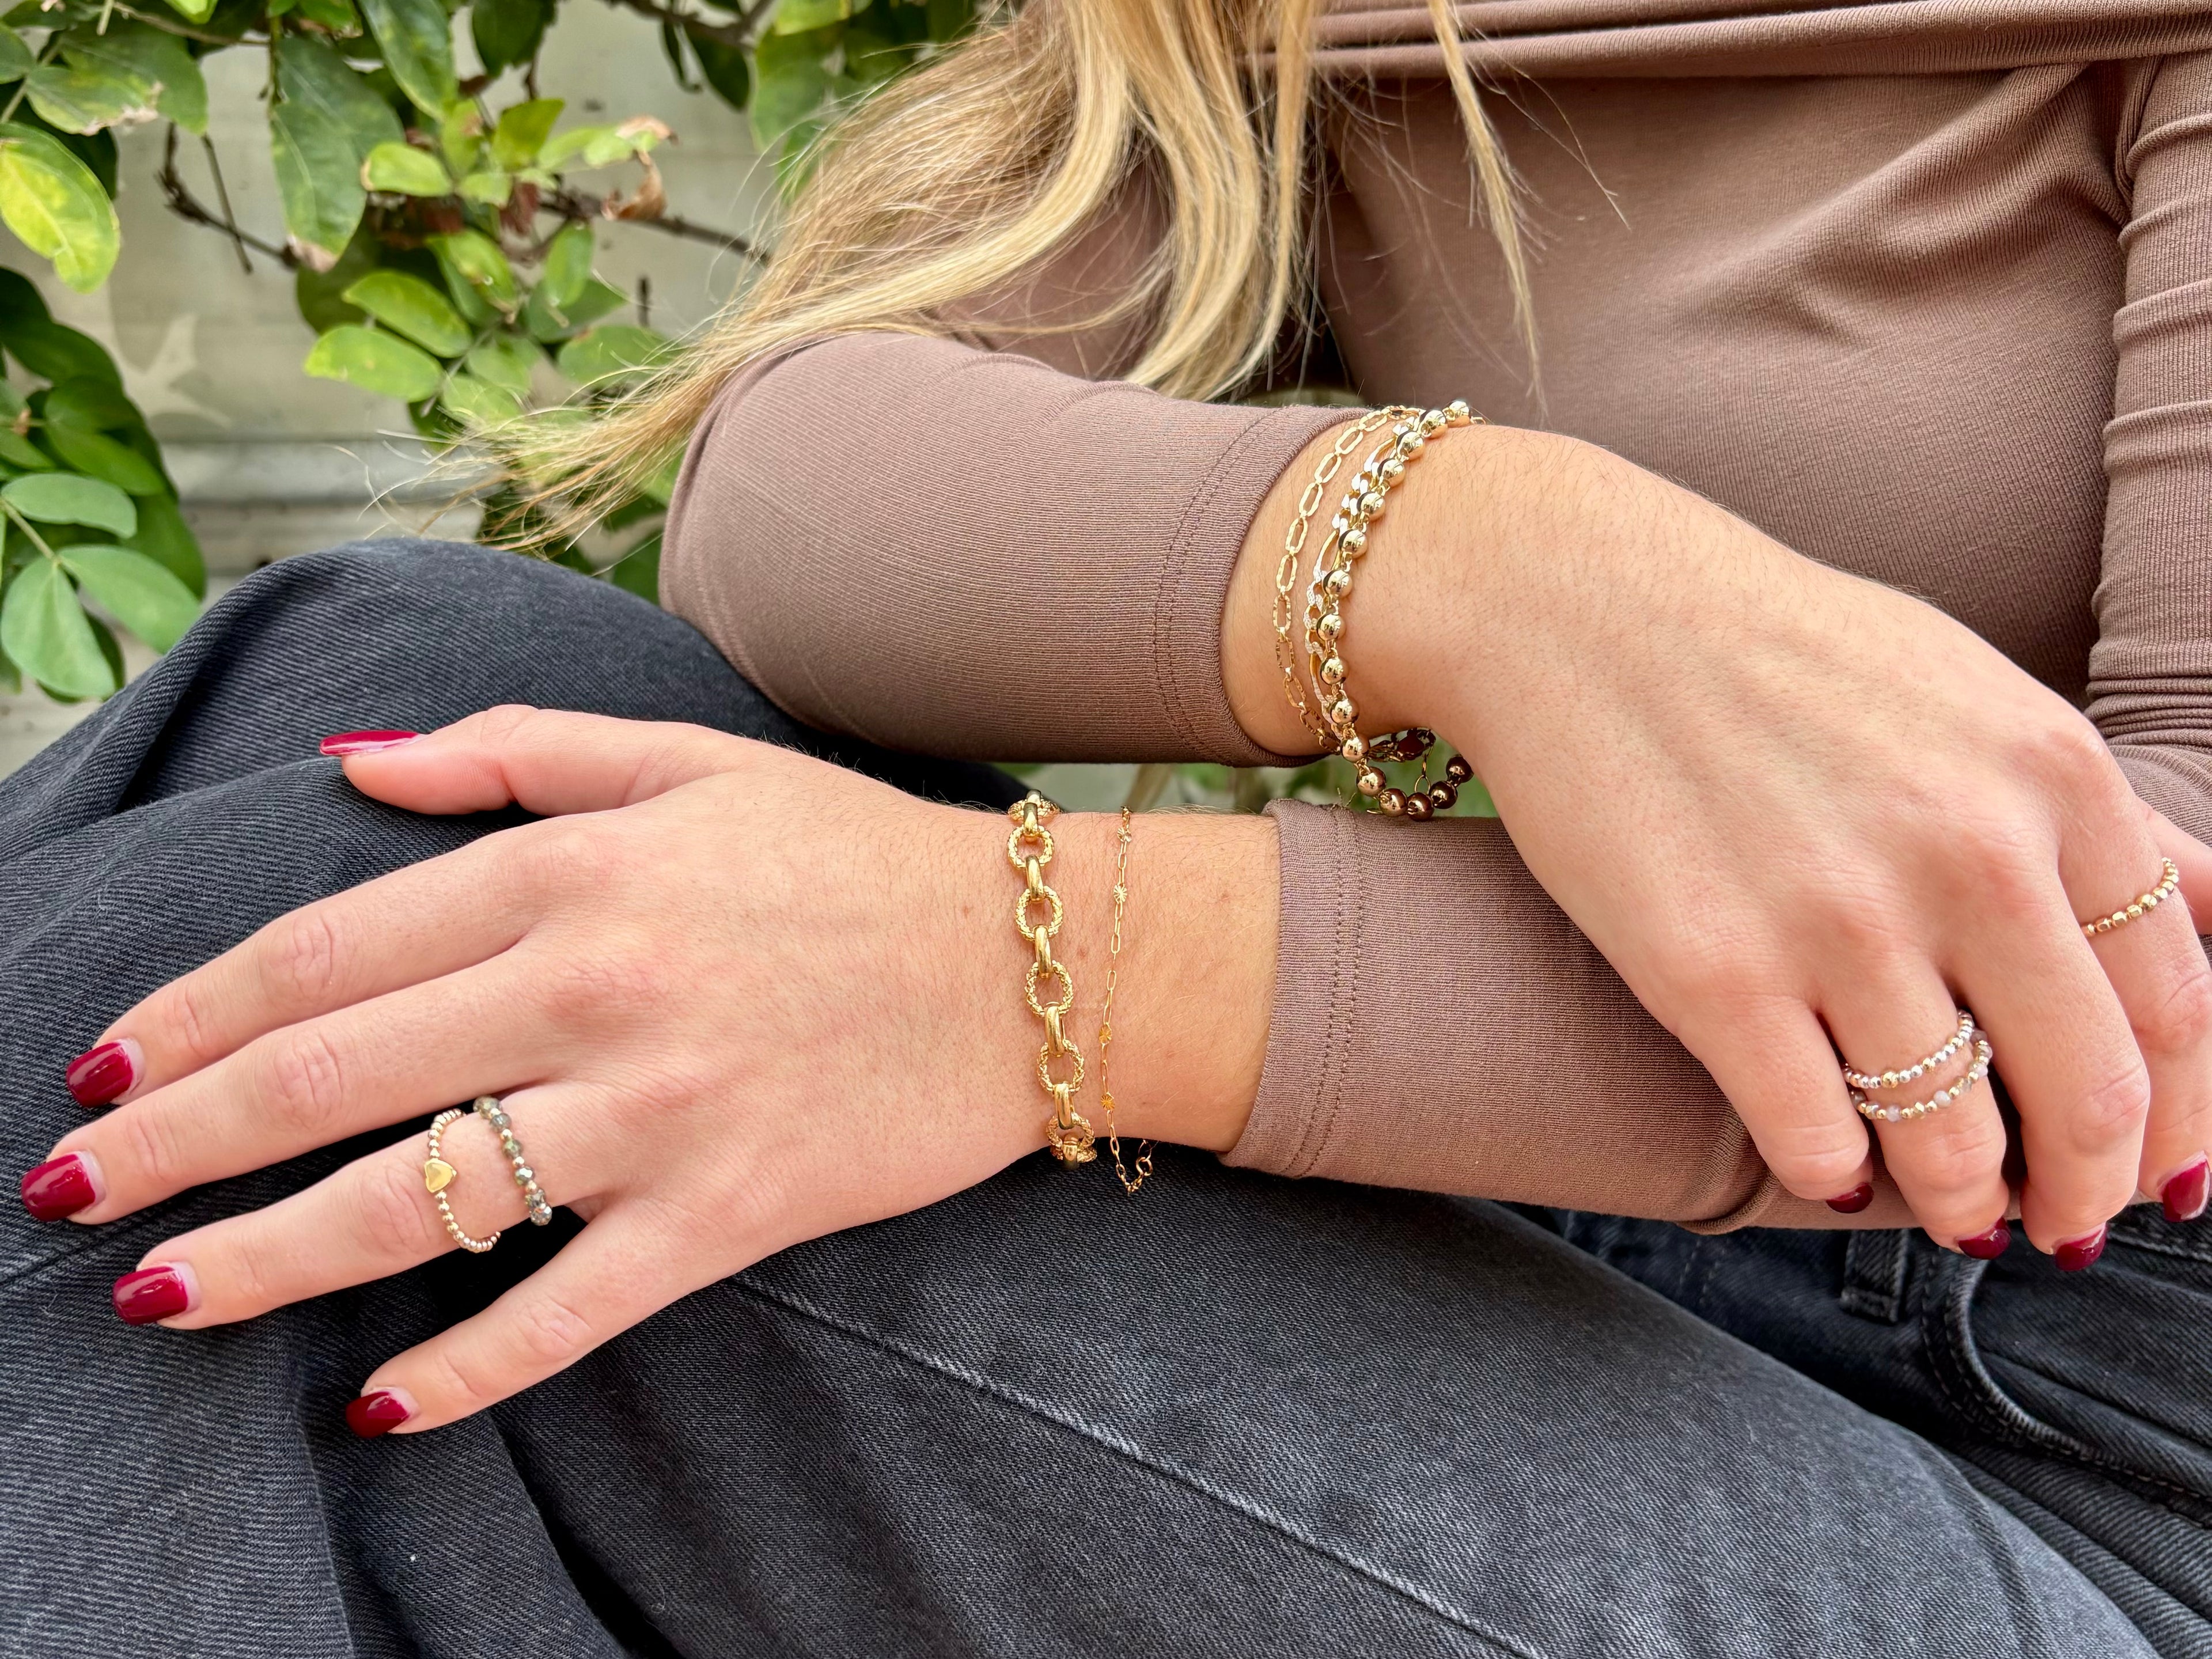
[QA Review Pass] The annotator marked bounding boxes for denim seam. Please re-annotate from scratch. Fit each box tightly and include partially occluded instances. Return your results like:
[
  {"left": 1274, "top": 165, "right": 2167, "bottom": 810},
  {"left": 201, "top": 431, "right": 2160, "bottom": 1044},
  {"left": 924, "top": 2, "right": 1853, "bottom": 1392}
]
[
  {"left": 734, "top": 1275, "right": 1549, "bottom": 1659},
  {"left": 1923, "top": 1258, "right": 2212, "bottom": 1524}
]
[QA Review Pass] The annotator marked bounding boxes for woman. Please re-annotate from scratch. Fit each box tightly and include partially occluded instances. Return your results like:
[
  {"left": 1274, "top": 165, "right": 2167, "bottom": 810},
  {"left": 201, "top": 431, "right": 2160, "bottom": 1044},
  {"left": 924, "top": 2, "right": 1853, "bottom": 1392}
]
[{"left": 7, "top": 0, "right": 2210, "bottom": 1652}]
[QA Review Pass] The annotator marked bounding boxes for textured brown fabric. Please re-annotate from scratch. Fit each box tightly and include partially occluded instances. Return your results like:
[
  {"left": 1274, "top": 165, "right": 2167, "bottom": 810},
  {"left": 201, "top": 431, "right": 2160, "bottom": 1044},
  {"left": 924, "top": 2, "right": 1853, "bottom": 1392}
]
[{"left": 662, "top": 13, "right": 2212, "bottom": 1229}]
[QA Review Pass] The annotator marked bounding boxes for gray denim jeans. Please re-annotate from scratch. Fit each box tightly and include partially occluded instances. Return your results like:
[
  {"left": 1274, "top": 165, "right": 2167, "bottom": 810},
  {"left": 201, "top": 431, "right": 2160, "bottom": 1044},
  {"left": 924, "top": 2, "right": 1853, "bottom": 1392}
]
[{"left": 1, "top": 543, "right": 2200, "bottom": 1657}]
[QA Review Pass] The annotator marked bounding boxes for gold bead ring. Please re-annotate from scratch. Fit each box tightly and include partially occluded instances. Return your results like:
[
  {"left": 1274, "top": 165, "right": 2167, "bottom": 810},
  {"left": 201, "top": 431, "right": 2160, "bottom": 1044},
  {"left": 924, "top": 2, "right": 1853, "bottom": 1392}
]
[{"left": 2081, "top": 858, "right": 2180, "bottom": 940}]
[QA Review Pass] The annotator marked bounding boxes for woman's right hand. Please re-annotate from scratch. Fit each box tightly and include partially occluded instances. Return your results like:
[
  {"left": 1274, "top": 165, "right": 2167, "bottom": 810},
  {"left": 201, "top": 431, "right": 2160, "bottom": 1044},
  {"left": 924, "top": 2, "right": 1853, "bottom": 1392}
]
[{"left": 1230, "top": 421, "right": 2212, "bottom": 1258}]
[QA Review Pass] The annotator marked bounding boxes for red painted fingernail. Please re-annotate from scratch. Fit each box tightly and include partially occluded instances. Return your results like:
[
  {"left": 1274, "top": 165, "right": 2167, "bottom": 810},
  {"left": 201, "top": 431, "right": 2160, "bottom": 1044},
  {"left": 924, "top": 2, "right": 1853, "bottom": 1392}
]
[
  {"left": 320, "top": 730, "right": 419, "bottom": 756},
  {"left": 1825, "top": 1183, "right": 1874, "bottom": 1214},
  {"left": 1957, "top": 1223, "right": 2011, "bottom": 1259},
  {"left": 2054, "top": 1226, "right": 2106, "bottom": 1272},
  {"left": 2160, "top": 1156, "right": 2209, "bottom": 1223},
  {"left": 346, "top": 1390, "right": 412, "bottom": 1438},
  {"left": 20, "top": 1153, "right": 97, "bottom": 1221},
  {"left": 64, "top": 1040, "right": 136, "bottom": 1107},
  {"left": 112, "top": 1266, "right": 191, "bottom": 1325}
]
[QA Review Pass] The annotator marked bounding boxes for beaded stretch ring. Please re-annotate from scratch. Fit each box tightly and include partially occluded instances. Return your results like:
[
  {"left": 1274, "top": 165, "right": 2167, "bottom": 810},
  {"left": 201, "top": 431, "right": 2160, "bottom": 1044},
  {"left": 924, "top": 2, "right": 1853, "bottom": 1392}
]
[
  {"left": 423, "top": 1108, "right": 500, "bottom": 1254},
  {"left": 475, "top": 1095, "right": 553, "bottom": 1227},
  {"left": 1849, "top": 1030, "right": 1994, "bottom": 1124},
  {"left": 2082, "top": 858, "right": 2180, "bottom": 939},
  {"left": 1840, "top": 1008, "right": 1977, "bottom": 1093}
]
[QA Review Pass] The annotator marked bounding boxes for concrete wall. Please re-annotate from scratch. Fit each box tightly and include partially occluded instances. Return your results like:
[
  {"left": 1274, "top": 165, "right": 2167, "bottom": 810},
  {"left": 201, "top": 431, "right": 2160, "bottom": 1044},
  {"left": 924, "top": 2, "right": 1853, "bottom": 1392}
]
[{"left": 0, "top": 3, "right": 776, "bottom": 774}]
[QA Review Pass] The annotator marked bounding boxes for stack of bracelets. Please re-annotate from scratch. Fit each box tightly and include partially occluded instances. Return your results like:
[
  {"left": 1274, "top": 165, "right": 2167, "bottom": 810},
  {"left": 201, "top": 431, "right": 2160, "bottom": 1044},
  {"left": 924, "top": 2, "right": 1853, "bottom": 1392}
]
[{"left": 1276, "top": 399, "right": 1483, "bottom": 819}]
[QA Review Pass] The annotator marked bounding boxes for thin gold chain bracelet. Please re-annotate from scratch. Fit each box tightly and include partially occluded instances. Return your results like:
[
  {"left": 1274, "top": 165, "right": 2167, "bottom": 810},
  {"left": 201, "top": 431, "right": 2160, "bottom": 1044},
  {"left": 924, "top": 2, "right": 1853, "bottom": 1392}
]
[
  {"left": 1301, "top": 401, "right": 1480, "bottom": 819},
  {"left": 1095, "top": 806, "right": 1155, "bottom": 1195},
  {"left": 1276, "top": 408, "right": 1419, "bottom": 745},
  {"left": 1008, "top": 791, "right": 1096, "bottom": 1167}
]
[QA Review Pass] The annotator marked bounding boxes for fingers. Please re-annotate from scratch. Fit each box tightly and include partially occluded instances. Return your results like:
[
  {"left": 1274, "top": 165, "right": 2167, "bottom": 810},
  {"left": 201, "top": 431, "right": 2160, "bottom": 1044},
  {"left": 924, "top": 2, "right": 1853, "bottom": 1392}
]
[
  {"left": 1820, "top": 968, "right": 2010, "bottom": 1248},
  {"left": 2143, "top": 805, "right": 2212, "bottom": 919},
  {"left": 337, "top": 706, "right": 756, "bottom": 818},
  {"left": 96, "top": 832, "right": 540, "bottom": 1098},
  {"left": 1687, "top": 996, "right": 1875, "bottom": 1209},
  {"left": 355, "top": 1209, "right": 687, "bottom": 1434},
  {"left": 118, "top": 1085, "right": 597, "bottom": 1330},
  {"left": 2077, "top": 857, "right": 2212, "bottom": 1224},
  {"left": 1955, "top": 880, "right": 2148, "bottom": 1259},
  {"left": 53, "top": 960, "right": 548, "bottom": 1223}
]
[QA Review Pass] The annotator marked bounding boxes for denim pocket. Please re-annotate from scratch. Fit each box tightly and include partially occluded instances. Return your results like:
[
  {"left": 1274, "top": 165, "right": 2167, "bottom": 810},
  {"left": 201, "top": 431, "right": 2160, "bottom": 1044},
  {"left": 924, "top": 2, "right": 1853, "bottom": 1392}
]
[{"left": 1925, "top": 1222, "right": 2212, "bottom": 1514}]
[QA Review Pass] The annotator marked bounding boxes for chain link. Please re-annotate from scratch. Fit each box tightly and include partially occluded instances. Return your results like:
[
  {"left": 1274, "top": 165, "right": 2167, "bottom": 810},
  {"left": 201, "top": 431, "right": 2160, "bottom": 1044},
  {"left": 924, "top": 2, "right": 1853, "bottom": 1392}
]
[
  {"left": 1007, "top": 791, "right": 1097, "bottom": 1167},
  {"left": 1275, "top": 407, "right": 1419, "bottom": 747},
  {"left": 1095, "top": 806, "right": 1154, "bottom": 1195}
]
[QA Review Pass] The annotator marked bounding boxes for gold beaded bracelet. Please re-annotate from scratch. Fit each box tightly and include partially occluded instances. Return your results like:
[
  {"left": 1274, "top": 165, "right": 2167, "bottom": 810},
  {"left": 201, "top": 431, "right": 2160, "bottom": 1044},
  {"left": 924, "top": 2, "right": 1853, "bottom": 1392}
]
[
  {"left": 1297, "top": 402, "right": 1481, "bottom": 819},
  {"left": 1008, "top": 791, "right": 1096, "bottom": 1167}
]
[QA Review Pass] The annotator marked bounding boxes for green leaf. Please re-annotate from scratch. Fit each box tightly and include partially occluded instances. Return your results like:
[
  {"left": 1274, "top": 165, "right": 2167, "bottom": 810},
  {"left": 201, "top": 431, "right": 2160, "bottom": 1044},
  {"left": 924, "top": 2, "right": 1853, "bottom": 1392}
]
[
  {"left": 465, "top": 333, "right": 536, "bottom": 395},
  {"left": 0, "top": 423, "right": 48, "bottom": 470},
  {"left": 535, "top": 122, "right": 609, "bottom": 169},
  {"left": 472, "top": 0, "right": 549, "bottom": 75},
  {"left": 457, "top": 169, "right": 509, "bottom": 206},
  {"left": 361, "top": 139, "right": 449, "bottom": 196},
  {"left": 43, "top": 422, "right": 165, "bottom": 495},
  {"left": 275, "top": 35, "right": 403, "bottom": 161},
  {"left": 537, "top": 220, "right": 592, "bottom": 310},
  {"left": 41, "top": 374, "right": 138, "bottom": 430},
  {"left": 4, "top": 470, "right": 135, "bottom": 534},
  {"left": 270, "top": 101, "right": 366, "bottom": 271},
  {"left": 491, "top": 97, "right": 561, "bottom": 172},
  {"left": 122, "top": 491, "right": 202, "bottom": 597},
  {"left": 55, "top": 542, "right": 196, "bottom": 650},
  {"left": 293, "top": 0, "right": 359, "bottom": 31},
  {"left": 684, "top": 26, "right": 749, "bottom": 111},
  {"left": 748, "top": 44, "right": 828, "bottom": 150},
  {"left": 62, "top": 24, "right": 207, "bottom": 135},
  {"left": 923, "top": 0, "right": 971, "bottom": 41},
  {"left": 0, "top": 554, "right": 111, "bottom": 696},
  {"left": 0, "top": 315, "right": 113, "bottom": 382},
  {"left": 0, "top": 263, "right": 50, "bottom": 326},
  {"left": 428, "top": 229, "right": 517, "bottom": 316},
  {"left": 605, "top": 528, "right": 660, "bottom": 601},
  {"left": 340, "top": 268, "right": 468, "bottom": 356},
  {"left": 164, "top": 0, "right": 218, "bottom": 21},
  {"left": 302, "top": 324, "right": 443, "bottom": 402},
  {"left": 0, "top": 123, "right": 118, "bottom": 291},
  {"left": 438, "top": 372, "right": 521, "bottom": 427},
  {"left": 0, "top": 24, "right": 35, "bottom": 81},
  {"left": 358, "top": 0, "right": 456, "bottom": 116},
  {"left": 771, "top": 0, "right": 862, "bottom": 33},
  {"left": 25, "top": 62, "right": 158, "bottom": 135},
  {"left": 555, "top": 324, "right": 668, "bottom": 388}
]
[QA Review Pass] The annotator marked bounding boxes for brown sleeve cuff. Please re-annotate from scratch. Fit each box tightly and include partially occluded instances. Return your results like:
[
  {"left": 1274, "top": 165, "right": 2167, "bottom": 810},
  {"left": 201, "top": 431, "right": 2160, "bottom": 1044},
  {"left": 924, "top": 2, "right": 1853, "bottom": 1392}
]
[
  {"left": 1226, "top": 801, "right": 1910, "bottom": 1233},
  {"left": 661, "top": 332, "right": 1343, "bottom": 764}
]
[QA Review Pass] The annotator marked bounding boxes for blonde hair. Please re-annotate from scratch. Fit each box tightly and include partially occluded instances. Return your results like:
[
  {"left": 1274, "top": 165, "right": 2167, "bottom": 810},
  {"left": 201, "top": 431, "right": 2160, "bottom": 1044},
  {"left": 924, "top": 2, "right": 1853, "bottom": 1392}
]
[{"left": 521, "top": 0, "right": 1528, "bottom": 533}]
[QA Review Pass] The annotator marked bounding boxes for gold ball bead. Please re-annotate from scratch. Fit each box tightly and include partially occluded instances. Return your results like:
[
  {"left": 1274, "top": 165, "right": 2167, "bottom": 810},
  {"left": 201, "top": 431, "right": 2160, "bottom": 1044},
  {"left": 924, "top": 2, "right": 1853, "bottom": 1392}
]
[
  {"left": 1403, "top": 791, "right": 1435, "bottom": 820},
  {"left": 1380, "top": 456, "right": 1406, "bottom": 484},
  {"left": 1341, "top": 527, "right": 1367, "bottom": 556},
  {"left": 1321, "top": 656, "right": 1344, "bottom": 683},
  {"left": 1359, "top": 491, "right": 1387, "bottom": 519},
  {"left": 1444, "top": 755, "right": 1473, "bottom": 783},
  {"left": 1325, "top": 568, "right": 1353, "bottom": 598},
  {"left": 1378, "top": 787, "right": 1406, "bottom": 813},
  {"left": 1318, "top": 610, "right": 1343, "bottom": 638},
  {"left": 1342, "top": 734, "right": 1366, "bottom": 761},
  {"left": 1356, "top": 768, "right": 1383, "bottom": 797},
  {"left": 1420, "top": 408, "right": 1448, "bottom": 434},
  {"left": 1331, "top": 698, "right": 1357, "bottom": 726},
  {"left": 1445, "top": 399, "right": 1472, "bottom": 425}
]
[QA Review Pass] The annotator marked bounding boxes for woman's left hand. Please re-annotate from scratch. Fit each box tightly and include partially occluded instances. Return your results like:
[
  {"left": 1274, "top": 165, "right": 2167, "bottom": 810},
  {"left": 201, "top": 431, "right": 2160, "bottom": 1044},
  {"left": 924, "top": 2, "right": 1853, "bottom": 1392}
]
[{"left": 27, "top": 709, "right": 1270, "bottom": 1434}]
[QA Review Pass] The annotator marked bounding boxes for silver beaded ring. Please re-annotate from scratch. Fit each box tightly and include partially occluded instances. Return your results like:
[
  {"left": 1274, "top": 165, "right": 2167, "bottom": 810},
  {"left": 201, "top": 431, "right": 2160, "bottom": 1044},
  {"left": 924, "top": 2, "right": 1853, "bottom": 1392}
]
[
  {"left": 1850, "top": 1032, "right": 1994, "bottom": 1124},
  {"left": 474, "top": 1095, "right": 554, "bottom": 1228},
  {"left": 1840, "top": 1008, "right": 1977, "bottom": 1093}
]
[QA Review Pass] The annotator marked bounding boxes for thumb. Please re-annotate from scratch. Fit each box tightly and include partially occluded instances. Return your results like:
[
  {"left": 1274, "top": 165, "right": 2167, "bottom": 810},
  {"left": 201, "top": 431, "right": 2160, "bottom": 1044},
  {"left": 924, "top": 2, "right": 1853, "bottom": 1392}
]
[
  {"left": 326, "top": 706, "right": 755, "bottom": 816},
  {"left": 2143, "top": 804, "right": 2212, "bottom": 926}
]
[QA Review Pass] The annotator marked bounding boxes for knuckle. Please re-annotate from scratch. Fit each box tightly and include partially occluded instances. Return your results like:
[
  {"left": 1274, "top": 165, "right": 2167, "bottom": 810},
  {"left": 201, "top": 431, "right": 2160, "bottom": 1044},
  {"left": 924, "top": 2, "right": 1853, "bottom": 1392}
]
[
  {"left": 2025, "top": 712, "right": 2122, "bottom": 801},
  {"left": 260, "top": 1028, "right": 350, "bottom": 1138},
  {"left": 512, "top": 1290, "right": 599, "bottom": 1369},
  {"left": 542, "top": 941, "right": 661, "bottom": 1026},
  {"left": 2067, "top": 1065, "right": 2152, "bottom": 1150},
  {"left": 2135, "top": 963, "right": 2212, "bottom": 1062},
  {"left": 424, "top": 1343, "right": 505, "bottom": 1415},
  {"left": 166, "top": 975, "right": 225, "bottom": 1070},
  {"left": 222, "top": 1234, "right": 278, "bottom": 1310},
  {"left": 1945, "top": 819, "right": 2051, "bottom": 917},
  {"left": 358, "top": 1155, "right": 442, "bottom": 1259},
  {"left": 111, "top": 1105, "right": 185, "bottom": 1192},
  {"left": 471, "top": 703, "right": 545, "bottom": 748},
  {"left": 1896, "top": 1119, "right": 2009, "bottom": 1200},
  {"left": 264, "top": 907, "right": 345, "bottom": 1009}
]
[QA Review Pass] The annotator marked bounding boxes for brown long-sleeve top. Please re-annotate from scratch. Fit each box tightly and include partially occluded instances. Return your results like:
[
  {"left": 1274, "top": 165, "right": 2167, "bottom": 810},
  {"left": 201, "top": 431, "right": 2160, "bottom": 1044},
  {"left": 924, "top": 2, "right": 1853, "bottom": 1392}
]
[{"left": 663, "top": 1, "right": 2212, "bottom": 1230}]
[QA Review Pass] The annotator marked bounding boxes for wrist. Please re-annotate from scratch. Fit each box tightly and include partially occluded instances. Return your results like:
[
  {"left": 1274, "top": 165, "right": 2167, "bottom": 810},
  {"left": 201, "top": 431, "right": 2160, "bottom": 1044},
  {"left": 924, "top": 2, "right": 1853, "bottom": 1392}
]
[
  {"left": 946, "top": 801, "right": 1276, "bottom": 1162},
  {"left": 1223, "top": 412, "right": 1554, "bottom": 761}
]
